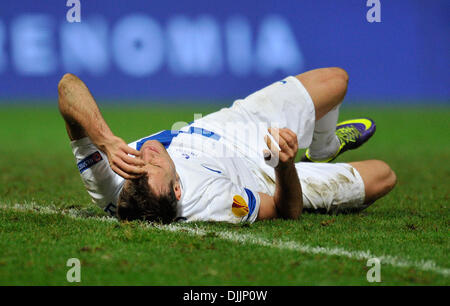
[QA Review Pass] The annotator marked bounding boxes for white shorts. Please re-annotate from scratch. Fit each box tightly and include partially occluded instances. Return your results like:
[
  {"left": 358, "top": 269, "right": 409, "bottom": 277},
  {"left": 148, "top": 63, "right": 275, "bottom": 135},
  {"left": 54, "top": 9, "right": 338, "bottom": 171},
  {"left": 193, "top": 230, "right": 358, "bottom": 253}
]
[
  {"left": 295, "top": 162, "right": 366, "bottom": 213},
  {"left": 192, "top": 76, "right": 315, "bottom": 159}
]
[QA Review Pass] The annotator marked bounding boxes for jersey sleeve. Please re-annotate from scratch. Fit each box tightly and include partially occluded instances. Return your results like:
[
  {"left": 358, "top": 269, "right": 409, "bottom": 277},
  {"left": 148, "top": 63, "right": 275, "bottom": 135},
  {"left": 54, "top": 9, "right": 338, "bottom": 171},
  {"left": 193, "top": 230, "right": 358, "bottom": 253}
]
[
  {"left": 71, "top": 137, "right": 124, "bottom": 216},
  {"left": 198, "top": 177, "right": 261, "bottom": 223}
]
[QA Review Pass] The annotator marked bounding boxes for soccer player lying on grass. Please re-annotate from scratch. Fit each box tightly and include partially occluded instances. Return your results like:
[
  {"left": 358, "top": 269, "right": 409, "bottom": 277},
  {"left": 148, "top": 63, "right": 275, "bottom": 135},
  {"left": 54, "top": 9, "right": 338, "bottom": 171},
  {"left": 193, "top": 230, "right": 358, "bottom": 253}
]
[{"left": 58, "top": 68, "right": 396, "bottom": 224}]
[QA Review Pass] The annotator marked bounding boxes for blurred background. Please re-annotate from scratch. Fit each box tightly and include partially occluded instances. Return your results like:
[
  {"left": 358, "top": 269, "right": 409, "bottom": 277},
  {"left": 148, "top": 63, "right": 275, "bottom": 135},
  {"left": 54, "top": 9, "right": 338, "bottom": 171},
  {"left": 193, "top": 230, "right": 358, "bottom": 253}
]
[{"left": 0, "top": 0, "right": 448, "bottom": 104}]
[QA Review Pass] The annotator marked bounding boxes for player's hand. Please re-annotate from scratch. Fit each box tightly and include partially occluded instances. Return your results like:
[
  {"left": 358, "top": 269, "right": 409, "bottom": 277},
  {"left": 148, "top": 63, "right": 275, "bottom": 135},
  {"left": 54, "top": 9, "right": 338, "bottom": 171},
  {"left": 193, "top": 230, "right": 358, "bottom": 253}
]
[
  {"left": 264, "top": 128, "right": 298, "bottom": 170},
  {"left": 100, "top": 135, "right": 146, "bottom": 179}
]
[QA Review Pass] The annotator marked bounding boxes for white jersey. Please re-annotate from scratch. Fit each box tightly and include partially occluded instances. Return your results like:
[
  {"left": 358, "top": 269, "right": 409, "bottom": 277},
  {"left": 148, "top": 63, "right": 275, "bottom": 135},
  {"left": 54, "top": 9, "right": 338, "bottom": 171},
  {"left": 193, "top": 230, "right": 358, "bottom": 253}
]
[
  {"left": 168, "top": 132, "right": 262, "bottom": 223},
  {"left": 128, "top": 125, "right": 266, "bottom": 223}
]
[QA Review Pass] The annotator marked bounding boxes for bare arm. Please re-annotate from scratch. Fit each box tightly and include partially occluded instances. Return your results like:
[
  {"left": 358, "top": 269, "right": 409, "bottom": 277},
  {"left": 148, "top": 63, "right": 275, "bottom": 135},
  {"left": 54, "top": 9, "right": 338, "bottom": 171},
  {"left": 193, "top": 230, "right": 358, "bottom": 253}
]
[
  {"left": 58, "top": 73, "right": 145, "bottom": 179},
  {"left": 257, "top": 128, "right": 303, "bottom": 220}
]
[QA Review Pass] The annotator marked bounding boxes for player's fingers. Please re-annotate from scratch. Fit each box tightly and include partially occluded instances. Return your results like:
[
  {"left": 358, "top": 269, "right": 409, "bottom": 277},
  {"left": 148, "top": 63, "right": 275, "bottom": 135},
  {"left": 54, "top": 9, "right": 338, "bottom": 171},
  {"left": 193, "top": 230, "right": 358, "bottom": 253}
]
[
  {"left": 111, "top": 164, "right": 142, "bottom": 180},
  {"left": 120, "top": 146, "right": 145, "bottom": 166},
  {"left": 268, "top": 127, "right": 280, "bottom": 139},
  {"left": 267, "top": 128, "right": 283, "bottom": 149},
  {"left": 268, "top": 127, "right": 292, "bottom": 151},
  {"left": 276, "top": 134, "right": 293, "bottom": 154},
  {"left": 280, "top": 128, "right": 296, "bottom": 142},
  {"left": 113, "top": 158, "right": 146, "bottom": 176},
  {"left": 123, "top": 145, "right": 142, "bottom": 157},
  {"left": 283, "top": 128, "right": 298, "bottom": 140},
  {"left": 277, "top": 136, "right": 297, "bottom": 161},
  {"left": 121, "top": 152, "right": 146, "bottom": 167},
  {"left": 264, "top": 135, "right": 279, "bottom": 154},
  {"left": 279, "top": 129, "right": 298, "bottom": 150}
]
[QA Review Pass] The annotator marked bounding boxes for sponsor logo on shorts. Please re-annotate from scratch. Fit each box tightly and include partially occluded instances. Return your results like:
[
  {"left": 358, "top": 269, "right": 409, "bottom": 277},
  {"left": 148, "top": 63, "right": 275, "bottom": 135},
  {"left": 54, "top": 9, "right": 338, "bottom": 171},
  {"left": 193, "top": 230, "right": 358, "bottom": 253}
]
[
  {"left": 232, "top": 195, "right": 249, "bottom": 217},
  {"left": 77, "top": 151, "right": 103, "bottom": 173}
]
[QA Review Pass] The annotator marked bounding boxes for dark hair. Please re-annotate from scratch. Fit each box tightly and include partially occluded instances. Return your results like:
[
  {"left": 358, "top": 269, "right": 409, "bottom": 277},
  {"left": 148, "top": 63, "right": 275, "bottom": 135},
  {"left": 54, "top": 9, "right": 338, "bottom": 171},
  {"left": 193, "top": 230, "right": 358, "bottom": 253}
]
[{"left": 117, "top": 175, "right": 177, "bottom": 224}]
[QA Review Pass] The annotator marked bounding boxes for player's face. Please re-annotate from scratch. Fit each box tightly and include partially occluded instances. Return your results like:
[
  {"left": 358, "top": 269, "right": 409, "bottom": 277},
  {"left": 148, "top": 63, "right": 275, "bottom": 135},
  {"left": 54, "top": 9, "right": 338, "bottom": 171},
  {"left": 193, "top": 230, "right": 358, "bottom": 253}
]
[{"left": 138, "top": 140, "right": 177, "bottom": 196}]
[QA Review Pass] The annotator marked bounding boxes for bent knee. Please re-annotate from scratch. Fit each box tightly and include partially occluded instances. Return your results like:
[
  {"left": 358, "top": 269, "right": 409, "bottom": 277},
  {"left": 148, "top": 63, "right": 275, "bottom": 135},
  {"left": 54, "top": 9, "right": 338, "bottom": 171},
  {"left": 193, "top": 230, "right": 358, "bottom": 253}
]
[
  {"left": 58, "top": 73, "right": 80, "bottom": 94},
  {"left": 385, "top": 167, "right": 397, "bottom": 196},
  {"left": 327, "top": 67, "right": 349, "bottom": 84},
  {"left": 367, "top": 160, "right": 397, "bottom": 202},
  {"left": 351, "top": 160, "right": 396, "bottom": 204},
  {"left": 321, "top": 67, "right": 349, "bottom": 100},
  {"left": 376, "top": 160, "right": 396, "bottom": 190}
]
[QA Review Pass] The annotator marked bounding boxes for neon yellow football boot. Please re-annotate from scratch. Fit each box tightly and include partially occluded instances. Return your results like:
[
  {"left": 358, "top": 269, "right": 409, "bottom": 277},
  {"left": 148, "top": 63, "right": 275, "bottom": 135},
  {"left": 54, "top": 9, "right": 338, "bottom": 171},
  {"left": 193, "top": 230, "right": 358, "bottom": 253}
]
[{"left": 301, "top": 118, "right": 376, "bottom": 162}]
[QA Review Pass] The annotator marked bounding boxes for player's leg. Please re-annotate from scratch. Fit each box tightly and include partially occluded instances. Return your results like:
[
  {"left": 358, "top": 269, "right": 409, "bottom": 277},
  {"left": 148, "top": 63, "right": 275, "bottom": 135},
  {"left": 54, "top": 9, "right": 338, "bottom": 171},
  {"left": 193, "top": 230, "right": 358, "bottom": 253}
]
[
  {"left": 191, "top": 68, "right": 349, "bottom": 165},
  {"left": 348, "top": 160, "right": 397, "bottom": 205},
  {"left": 296, "top": 68, "right": 376, "bottom": 162},
  {"left": 295, "top": 68, "right": 347, "bottom": 161},
  {"left": 295, "top": 67, "right": 348, "bottom": 121},
  {"left": 298, "top": 159, "right": 396, "bottom": 214}
]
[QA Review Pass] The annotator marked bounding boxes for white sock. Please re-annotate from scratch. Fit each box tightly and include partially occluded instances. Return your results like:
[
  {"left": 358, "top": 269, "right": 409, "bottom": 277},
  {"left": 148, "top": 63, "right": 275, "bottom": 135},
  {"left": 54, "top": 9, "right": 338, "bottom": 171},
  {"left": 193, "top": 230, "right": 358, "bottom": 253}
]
[{"left": 308, "top": 104, "right": 341, "bottom": 160}]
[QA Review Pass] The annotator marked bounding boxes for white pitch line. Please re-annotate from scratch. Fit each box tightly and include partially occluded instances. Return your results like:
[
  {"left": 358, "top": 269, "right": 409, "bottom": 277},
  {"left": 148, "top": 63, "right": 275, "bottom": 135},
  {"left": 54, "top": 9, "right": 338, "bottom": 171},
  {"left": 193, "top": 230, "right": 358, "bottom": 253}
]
[{"left": 2, "top": 203, "right": 449, "bottom": 277}]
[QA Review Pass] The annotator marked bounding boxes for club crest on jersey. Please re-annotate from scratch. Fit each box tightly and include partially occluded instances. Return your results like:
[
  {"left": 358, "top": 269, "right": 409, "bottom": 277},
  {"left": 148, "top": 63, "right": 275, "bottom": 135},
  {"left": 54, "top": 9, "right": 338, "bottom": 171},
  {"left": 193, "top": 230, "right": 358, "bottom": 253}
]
[{"left": 232, "top": 195, "right": 249, "bottom": 217}]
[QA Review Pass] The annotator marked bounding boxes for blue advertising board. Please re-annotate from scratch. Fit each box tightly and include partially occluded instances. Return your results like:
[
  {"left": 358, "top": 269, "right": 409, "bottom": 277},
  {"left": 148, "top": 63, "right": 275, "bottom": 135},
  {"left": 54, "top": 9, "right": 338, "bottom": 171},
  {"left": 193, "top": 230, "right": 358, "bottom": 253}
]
[{"left": 0, "top": 0, "right": 448, "bottom": 102}]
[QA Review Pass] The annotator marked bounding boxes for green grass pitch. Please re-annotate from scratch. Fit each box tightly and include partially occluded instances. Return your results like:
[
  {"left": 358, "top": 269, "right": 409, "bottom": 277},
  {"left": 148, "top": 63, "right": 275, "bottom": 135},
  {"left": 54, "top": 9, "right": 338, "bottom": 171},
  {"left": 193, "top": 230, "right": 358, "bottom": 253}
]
[{"left": 0, "top": 104, "right": 448, "bottom": 285}]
